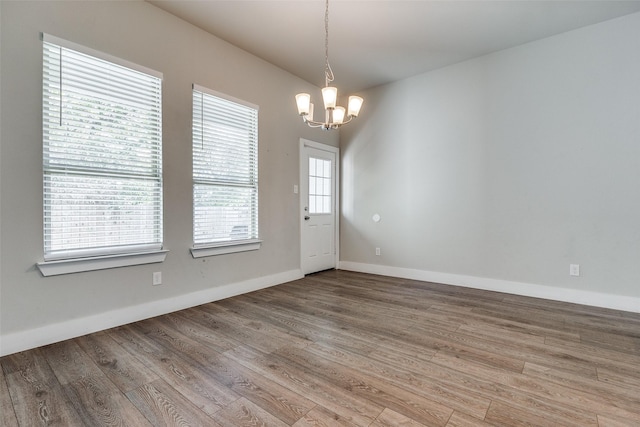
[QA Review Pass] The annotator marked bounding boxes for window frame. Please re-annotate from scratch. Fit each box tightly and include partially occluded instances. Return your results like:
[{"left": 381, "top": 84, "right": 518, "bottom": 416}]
[
  {"left": 190, "top": 84, "right": 261, "bottom": 258},
  {"left": 37, "top": 33, "right": 167, "bottom": 276},
  {"left": 308, "top": 156, "right": 333, "bottom": 215}
]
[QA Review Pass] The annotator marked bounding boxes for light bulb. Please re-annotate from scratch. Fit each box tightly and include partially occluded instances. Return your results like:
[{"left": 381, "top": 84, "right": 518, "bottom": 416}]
[
  {"left": 295, "top": 93, "right": 311, "bottom": 115},
  {"left": 333, "top": 106, "right": 345, "bottom": 124},
  {"left": 322, "top": 87, "right": 337, "bottom": 109},
  {"left": 347, "top": 96, "right": 363, "bottom": 117}
]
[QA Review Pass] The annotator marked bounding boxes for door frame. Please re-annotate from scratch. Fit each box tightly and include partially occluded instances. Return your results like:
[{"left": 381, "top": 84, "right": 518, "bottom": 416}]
[{"left": 299, "top": 138, "right": 340, "bottom": 274}]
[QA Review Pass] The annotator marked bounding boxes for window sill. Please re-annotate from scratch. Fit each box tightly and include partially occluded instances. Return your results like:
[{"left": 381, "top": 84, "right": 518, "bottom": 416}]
[
  {"left": 190, "top": 239, "right": 262, "bottom": 258},
  {"left": 36, "top": 250, "right": 168, "bottom": 277}
]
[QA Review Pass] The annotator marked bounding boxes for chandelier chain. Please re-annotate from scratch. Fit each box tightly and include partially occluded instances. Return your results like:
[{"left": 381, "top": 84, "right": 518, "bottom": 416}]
[{"left": 324, "top": 0, "right": 334, "bottom": 87}]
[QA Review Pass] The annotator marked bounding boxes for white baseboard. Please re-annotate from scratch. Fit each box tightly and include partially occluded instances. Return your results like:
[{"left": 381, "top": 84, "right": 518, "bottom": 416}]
[
  {"left": 338, "top": 261, "right": 640, "bottom": 314},
  {"left": 0, "top": 269, "right": 303, "bottom": 357}
]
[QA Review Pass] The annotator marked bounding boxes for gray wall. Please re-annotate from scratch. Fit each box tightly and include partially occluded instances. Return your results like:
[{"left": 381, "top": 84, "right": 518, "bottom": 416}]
[
  {"left": 340, "top": 12, "right": 640, "bottom": 301},
  {"left": 0, "top": 1, "right": 337, "bottom": 343}
]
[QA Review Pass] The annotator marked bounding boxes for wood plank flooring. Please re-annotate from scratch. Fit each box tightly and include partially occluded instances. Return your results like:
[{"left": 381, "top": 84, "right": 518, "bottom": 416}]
[{"left": 2, "top": 270, "right": 639, "bottom": 426}]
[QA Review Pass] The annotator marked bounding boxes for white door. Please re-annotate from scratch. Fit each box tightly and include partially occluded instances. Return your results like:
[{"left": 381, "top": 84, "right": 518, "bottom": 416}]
[{"left": 300, "top": 139, "right": 339, "bottom": 275}]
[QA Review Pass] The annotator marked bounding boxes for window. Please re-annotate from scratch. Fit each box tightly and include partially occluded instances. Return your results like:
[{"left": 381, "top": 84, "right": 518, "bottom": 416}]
[
  {"left": 308, "top": 157, "right": 332, "bottom": 214},
  {"left": 40, "top": 34, "right": 164, "bottom": 273},
  {"left": 191, "top": 85, "right": 259, "bottom": 257}
]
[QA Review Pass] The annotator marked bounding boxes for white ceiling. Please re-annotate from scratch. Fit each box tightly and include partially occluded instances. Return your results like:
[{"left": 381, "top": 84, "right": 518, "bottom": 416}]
[{"left": 148, "top": 1, "right": 640, "bottom": 93}]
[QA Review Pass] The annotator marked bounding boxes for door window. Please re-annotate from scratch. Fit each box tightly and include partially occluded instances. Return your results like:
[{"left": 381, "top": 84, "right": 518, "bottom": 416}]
[{"left": 308, "top": 157, "right": 332, "bottom": 214}]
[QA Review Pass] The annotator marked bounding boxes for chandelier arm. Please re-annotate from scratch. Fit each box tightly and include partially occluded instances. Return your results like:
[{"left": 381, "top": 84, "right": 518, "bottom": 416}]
[
  {"left": 302, "top": 117, "right": 328, "bottom": 128},
  {"left": 341, "top": 115, "right": 355, "bottom": 125},
  {"left": 302, "top": 116, "right": 345, "bottom": 130}
]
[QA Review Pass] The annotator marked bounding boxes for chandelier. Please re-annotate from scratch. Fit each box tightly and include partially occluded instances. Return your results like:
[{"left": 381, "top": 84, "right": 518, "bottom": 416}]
[{"left": 295, "top": 0, "right": 363, "bottom": 130}]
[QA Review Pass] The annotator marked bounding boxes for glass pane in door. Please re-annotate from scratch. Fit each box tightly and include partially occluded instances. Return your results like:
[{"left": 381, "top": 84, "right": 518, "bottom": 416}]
[{"left": 308, "top": 157, "right": 332, "bottom": 214}]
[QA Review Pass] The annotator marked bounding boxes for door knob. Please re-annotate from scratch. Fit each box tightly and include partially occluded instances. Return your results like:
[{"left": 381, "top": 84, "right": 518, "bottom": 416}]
[{"left": 304, "top": 215, "right": 310, "bottom": 220}]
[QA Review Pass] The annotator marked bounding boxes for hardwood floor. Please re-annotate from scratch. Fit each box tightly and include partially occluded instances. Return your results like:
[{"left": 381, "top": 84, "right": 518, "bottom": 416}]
[{"left": 2, "top": 270, "right": 639, "bottom": 426}]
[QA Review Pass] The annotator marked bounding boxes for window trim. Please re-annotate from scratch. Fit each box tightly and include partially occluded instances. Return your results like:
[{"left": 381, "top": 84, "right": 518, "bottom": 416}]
[
  {"left": 41, "top": 33, "right": 162, "bottom": 79},
  {"left": 192, "top": 84, "right": 258, "bottom": 111},
  {"left": 190, "top": 239, "right": 262, "bottom": 258},
  {"left": 37, "top": 249, "right": 168, "bottom": 277},
  {"left": 190, "top": 84, "right": 260, "bottom": 257}
]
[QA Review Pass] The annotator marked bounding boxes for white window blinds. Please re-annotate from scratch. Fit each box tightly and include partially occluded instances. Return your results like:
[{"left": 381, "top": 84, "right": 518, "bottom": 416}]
[
  {"left": 192, "top": 85, "right": 258, "bottom": 246},
  {"left": 42, "top": 34, "right": 163, "bottom": 261}
]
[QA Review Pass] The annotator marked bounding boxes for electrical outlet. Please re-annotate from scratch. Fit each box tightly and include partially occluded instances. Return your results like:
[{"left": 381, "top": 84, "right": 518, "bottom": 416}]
[
  {"left": 375, "top": 247, "right": 381, "bottom": 256},
  {"left": 569, "top": 264, "right": 580, "bottom": 277},
  {"left": 152, "top": 271, "right": 162, "bottom": 285}
]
